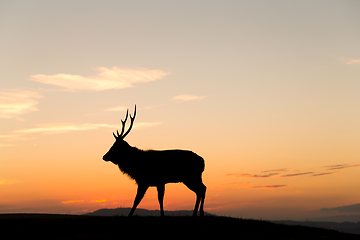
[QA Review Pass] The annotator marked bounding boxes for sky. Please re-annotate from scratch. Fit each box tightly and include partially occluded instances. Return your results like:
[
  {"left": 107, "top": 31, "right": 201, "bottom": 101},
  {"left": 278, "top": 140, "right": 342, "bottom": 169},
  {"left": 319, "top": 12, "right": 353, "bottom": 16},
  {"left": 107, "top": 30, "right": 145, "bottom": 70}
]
[{"left": 1, "top": 0, "right": 360, "bottom": 220}]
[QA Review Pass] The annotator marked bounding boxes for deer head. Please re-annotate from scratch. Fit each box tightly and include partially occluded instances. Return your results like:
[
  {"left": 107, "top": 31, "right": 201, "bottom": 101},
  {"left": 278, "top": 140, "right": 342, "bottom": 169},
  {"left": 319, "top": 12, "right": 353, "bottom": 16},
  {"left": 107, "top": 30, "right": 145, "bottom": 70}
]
[{"left": 103, "top": 105, "right": 136, "bottom": 163}]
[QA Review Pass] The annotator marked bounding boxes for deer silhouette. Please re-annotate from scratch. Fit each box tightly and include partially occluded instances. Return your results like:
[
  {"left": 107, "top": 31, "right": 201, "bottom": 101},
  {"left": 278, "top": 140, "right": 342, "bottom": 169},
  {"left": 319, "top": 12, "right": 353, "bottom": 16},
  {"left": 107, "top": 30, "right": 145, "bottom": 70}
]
[{"left": 103, "top": 105, "right": 206, "bottom": 217}]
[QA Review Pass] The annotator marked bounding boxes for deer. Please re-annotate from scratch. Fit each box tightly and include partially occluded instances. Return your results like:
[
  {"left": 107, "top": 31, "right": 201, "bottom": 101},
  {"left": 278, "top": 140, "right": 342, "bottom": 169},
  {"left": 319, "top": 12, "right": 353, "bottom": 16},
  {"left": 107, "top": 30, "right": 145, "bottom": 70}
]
[{"left": 103, "top": 105, "right": 206, "bottom": 217}]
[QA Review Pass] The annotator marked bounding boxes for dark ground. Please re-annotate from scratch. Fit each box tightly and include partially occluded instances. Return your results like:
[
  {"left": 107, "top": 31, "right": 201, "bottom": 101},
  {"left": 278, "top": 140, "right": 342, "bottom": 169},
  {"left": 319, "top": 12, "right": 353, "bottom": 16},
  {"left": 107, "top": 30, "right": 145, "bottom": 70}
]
[{"left": 1, "top": 214, "right": 359, "bottom": 240}]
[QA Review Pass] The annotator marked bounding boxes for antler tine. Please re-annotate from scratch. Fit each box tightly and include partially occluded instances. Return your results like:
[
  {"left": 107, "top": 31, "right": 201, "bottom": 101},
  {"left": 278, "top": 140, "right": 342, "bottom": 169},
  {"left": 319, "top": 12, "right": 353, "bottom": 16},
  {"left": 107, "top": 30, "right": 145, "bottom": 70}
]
[
  {"left": 113, "top": 132, "right": 118, "bottom": 139},
  {"left": 118, "top": 109, "right": 129, "bottom": 137},
  {"left": 121, "top": 105, "right": 136, "bottom": 139}
]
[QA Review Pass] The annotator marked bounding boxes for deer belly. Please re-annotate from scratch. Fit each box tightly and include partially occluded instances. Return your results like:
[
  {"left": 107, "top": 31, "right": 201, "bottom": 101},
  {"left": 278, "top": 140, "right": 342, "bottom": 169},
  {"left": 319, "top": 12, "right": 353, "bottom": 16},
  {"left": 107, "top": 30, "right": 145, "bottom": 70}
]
[
  {"left": 145, "top": 176, "right": 180, "bottom": 186},
  {"left": 145, "top": 171, "right": 195, "bottom": 186}
]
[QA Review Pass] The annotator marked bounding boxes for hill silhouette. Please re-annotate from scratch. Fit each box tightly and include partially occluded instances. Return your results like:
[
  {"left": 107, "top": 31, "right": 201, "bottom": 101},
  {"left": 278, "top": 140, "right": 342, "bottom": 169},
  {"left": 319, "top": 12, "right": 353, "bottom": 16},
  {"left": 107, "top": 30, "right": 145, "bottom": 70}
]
[{"left": 1, "top": 213, "right": 359, "bottom": 239}]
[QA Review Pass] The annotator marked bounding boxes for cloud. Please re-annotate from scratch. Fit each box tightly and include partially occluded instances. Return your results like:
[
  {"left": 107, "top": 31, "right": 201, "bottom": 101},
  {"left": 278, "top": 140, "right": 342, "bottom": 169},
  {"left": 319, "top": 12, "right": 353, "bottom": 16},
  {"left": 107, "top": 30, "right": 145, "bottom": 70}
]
[
  {"left": 90, "top": 199, "right": 106, "bottom": 203},
  {"left": 262, "top": 168, "right": 288, "bottom": 173},
  {"left": 224, "top": 182, "right": 287, "bottom": 190},
  {"left": 172, "top": 94, "right": 206, "bottom": 102},
  {"left": 321, "top": 203, "right": 360, "bottom": 213},
  {"left": 13, "top": 122, "right": 162, "bottom": 135},
  {"left": 343, "top": 58, "right": 360, "bottom": 65},
  {"left": 0, "top": 89, "right": 42, "bottom": 119},
  {"left": 312, "top": 171, "right": 341, "bottom": 177},
  {"left": 279, "top": 172, "right": 314, "bottom": 177},
  {"left": 0, "top": 134, "right": 20, "bottom": 140},
  {"left": 228, "top": 165, "right": 354, "bottom": 180},
  {"left": 251, "top": 185, "right": 287, "bottom": 190},
  {"left": 14, "top": 123, "right": 117, "bottom": 134},
  {"left": 0, "top": 133, "right": 31, "bottom": 146},
  {"left": 227, "top": 173, "right": 279, "bottom": 178},
  {"left": 324, "top": 164, "right": 360, "bottom": 170},
  {"left": 29, "top": 67, "right": 168, "bottom": 91},
  {"left": 0, "top": 133, "right": 35, "bottom": 146}
]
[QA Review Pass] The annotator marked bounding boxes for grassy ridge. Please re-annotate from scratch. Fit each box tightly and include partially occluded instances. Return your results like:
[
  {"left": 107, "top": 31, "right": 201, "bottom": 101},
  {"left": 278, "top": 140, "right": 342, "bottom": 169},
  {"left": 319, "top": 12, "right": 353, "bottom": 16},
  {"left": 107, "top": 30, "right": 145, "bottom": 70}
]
[{"left": 1, "top": 214, "right": 358, "bottom": 239}]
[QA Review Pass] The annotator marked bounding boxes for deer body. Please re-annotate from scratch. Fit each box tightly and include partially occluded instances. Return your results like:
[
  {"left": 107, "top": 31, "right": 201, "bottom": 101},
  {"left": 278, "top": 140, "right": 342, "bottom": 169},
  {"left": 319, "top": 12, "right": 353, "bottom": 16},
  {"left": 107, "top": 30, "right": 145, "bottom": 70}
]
[
  {"left": 103, "top": 106, "right": 206, "bottom": 217},
  {"left": 114, "top": 148, "right": 205, "bottom": 186}
]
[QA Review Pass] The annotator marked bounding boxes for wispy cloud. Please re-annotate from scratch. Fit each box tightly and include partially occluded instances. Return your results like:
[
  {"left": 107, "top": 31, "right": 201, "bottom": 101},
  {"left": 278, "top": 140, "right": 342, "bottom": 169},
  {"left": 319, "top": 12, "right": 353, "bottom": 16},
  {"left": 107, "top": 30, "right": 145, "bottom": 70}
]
[
  {"left": 251, "top": 185, "right": 287, "bottom": 190},
  {"left": 0, "top": 133, "right": 31, "bottom": 147},
  {"left": 312, "top": 171, "right": 341, "bottom": 177},
  {"left": 173, "top": 94, "right": 206, "bottom": 102},
  {"left": 14, "top": 122, "right": 162, "bottom": 135},
  {"left": 0, "top": 133, "right": 34, "bottom": 146},
  {"left": 228, "top": 171, "right": 322, "bottom": 179},
  {"left": 342, "top": 58, "right": 360, "bottom": 65},
  {"left": 227, "top": 173, "right": 279, "bottom": 178},
  {"left": 262, "top": 168, "right": 288, "bottom": 173},
  {"left": 228, "top": 167, "right": 348, "bottom": 179},
  {"left": 279, "top": 172, "right": 314, "bottom": 177},
  {"left": 0, "top": 134, "right": 20, "bottom": 140},
  {"left": 0, "top": 89, "right": 42, "bottom": 119},
  {"left": 227, "top": 164, "right": 354, "bottom": 192},
  {"left": 29, "top": 67, "right": 168, "bottom": 91},
  {"left": 90, "top": 199, "right": 106, "bottom": 203},
  {"left": 324, "top": 164, "right": 360, "bottom": 170},
  {"left": 14, "top": 123, "right": 117, "bottom": 134},
  {"left": 224, "top": 182, "right": 287, "bottom": 190}
]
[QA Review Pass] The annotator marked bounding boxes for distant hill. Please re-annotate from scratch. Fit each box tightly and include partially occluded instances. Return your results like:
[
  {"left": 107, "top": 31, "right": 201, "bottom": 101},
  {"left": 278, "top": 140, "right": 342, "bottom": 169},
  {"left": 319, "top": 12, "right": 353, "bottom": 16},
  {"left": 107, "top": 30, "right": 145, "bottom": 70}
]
[
  {"left": 274, "top": 220, "right": 360, "bottom": 235},
  {"left": 84, "top": 208, "right": 360, "bottom": 234},
  {"left": 308, "top": 214, "right": 360, "bottom": 223},
  {"left": 85, "top": 207, "right": 215, "bottom": 217},
  {"left": 86, "top": 208, "right": 360, "bottom": 235},
  {"left": 0, "top": 214, "right": 358, "bottom": 239}
]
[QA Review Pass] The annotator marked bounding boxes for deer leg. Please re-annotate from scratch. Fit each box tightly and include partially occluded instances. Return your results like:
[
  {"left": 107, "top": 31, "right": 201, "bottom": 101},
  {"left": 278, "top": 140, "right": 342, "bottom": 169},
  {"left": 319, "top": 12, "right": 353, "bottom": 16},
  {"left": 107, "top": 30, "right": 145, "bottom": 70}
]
[
  {"left": 193, "top": 193, "right": 201, "bottom": 217},
  {"left": 199, "top": 183, "right": 206, "bottom": 217},
  {"left": 184, "top": 180, "right": 203, "bottom": 217},
  {"left": 157, "top": 184, "right": 165, "bottom": 217},
  {"left": 128, "top": 185, "right": 148, "bottom": 217}
]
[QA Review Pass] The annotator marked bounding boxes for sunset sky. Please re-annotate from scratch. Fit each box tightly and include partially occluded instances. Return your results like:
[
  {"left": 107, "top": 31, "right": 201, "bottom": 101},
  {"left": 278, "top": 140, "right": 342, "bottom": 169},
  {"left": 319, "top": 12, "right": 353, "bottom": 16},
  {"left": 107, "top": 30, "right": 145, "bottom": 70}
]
[{"left": 1, "top": 0, "right": 360, "bottom": 220}]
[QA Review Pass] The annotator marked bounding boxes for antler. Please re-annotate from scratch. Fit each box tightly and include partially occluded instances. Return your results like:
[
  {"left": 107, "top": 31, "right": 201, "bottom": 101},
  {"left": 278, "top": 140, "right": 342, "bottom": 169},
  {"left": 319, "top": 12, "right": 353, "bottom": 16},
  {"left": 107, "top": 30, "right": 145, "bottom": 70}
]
[
  {"left": 119, "top": 109, "right": 129, "bottom": 137},
  {"left": 121, "top": 105, "right": 136, "bottom": 139},
  {"left": 113, "top": 105, "right": 136, "bottom": 139}
]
